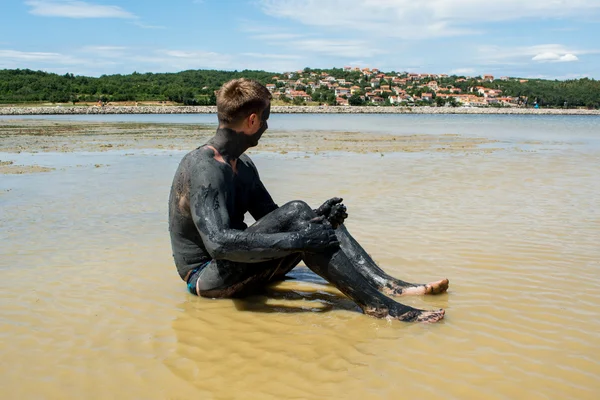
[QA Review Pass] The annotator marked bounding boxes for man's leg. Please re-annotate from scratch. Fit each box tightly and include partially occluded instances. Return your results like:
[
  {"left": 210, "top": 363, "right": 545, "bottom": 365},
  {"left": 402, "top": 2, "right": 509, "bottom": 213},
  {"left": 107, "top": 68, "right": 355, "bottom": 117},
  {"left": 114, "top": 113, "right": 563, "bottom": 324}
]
[
  {"left": 335, "top": 224, "right": 449, "bottom": 296},
  {"left": 195, "top": 254, "right": 302, "bottom": 298},
  {"left": 198, "top": 201, "right": 444, "bottom": 322}
]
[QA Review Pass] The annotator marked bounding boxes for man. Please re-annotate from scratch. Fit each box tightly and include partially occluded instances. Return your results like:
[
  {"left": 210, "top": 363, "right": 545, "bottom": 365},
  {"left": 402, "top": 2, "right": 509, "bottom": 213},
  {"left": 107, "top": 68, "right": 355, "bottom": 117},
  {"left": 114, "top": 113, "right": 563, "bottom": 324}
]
[{"left": 168, "top": 78, "right": 448, "bottom": 323}]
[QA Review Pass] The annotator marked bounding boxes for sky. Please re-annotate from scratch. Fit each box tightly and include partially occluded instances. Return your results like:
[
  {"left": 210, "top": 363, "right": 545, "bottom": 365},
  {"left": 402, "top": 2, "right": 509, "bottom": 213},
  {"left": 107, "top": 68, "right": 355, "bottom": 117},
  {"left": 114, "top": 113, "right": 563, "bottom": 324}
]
[{"left": 1, "top": 0, "right": 599, "bottom": 79}]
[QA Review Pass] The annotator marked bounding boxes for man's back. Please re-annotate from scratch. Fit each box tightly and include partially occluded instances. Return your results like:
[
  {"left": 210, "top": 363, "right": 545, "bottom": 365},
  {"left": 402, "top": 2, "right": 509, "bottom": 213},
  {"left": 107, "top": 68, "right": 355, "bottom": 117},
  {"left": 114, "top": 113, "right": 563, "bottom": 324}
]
[
  {"left": 168, "top": 147, "right": 214, "bottom": 281},
  {"left": 168, "top": 145, "right": 277, "bottom": 281}
]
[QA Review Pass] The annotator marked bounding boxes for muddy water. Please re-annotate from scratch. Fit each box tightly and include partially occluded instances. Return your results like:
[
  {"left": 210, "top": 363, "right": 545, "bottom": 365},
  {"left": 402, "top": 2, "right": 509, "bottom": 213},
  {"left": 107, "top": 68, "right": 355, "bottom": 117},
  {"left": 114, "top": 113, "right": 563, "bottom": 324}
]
[{"left": 1, "top": 127, "right": 600, "bottom": 399}]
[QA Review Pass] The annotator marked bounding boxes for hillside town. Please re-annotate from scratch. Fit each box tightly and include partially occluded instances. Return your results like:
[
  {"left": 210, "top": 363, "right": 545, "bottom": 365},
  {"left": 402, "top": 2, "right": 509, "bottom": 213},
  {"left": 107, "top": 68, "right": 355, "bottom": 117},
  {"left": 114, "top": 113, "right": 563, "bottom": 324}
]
[
  {"left": 265, "top": 66, "right": 532, "bottom": 107},
  {"left": 2, "top": 67, "right": 596, "bottom": 110}
]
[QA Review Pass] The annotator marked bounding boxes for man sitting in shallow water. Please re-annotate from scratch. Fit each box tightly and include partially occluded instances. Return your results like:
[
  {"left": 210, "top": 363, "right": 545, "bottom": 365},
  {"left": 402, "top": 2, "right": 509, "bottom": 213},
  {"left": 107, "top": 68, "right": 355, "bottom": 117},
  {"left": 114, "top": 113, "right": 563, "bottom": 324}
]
[{"left": 168, "top": 78, "right": 448, "bottom": 323}]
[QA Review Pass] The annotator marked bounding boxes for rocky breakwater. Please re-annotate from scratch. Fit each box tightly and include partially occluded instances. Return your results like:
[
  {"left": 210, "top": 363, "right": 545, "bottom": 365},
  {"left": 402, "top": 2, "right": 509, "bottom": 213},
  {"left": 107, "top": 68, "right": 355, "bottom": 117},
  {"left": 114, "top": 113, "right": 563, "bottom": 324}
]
[
  {"left": 0, "top": 105, "right": 599, "bottom": 115},
  {"left": 272, "top": 106, "right": 600, "bottom": 115},
  {"left": 0, "top": 105, "right": 218, "bottom": 115}
]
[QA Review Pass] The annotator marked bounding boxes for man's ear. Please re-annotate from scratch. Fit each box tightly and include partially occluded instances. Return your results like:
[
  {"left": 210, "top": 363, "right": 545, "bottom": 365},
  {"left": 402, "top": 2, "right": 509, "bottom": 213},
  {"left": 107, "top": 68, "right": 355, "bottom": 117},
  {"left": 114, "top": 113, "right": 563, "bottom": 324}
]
[
  {"left": 243, "top": 113, "right": 259, "bottom": 132},
  {"left": 248, "top": 113, "right": 258, "bottom": 127}
]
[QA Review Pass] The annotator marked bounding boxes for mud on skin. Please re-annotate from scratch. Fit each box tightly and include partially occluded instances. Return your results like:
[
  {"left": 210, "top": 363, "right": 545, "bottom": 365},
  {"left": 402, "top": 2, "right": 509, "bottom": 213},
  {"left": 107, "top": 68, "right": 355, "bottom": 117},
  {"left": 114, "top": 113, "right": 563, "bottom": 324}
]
[{"left": 169, "top": 127, "right": 448, "bottom": 322}]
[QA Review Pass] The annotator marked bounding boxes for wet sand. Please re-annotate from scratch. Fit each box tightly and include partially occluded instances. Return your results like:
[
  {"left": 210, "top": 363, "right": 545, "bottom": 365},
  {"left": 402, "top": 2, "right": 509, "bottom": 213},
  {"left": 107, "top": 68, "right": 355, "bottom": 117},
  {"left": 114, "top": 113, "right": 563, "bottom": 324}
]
[
  {"left": 1, "top": 119, "right": 599, "bottom": 399},
  {"left": 0, "top": 160, "right": 55, "bottom": 174},
  {"left": 0, "top": 119, "right": 498, "bottom": 155}
]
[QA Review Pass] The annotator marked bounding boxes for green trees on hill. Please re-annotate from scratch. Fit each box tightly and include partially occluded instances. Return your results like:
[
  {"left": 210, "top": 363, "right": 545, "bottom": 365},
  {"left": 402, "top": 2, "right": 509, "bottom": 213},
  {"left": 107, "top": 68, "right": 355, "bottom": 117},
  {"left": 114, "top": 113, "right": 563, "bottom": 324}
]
[
  {"left": 0, "top": 68, "right": 598, "bottom": 108},
  {"left": 491, "top": 78, "right": 599, "bottom": 108},
  {"left": 311, "top": 87, "right": 336, "bottom": 105},
  {"left": 349, "top": 94, "right": 365, "bottom": 106},
  {"left": 0, "top": 69, "right": 274, "bottom": 104},
  {"left": 448, "top": 76, "right": 600, "bottom": 108}
]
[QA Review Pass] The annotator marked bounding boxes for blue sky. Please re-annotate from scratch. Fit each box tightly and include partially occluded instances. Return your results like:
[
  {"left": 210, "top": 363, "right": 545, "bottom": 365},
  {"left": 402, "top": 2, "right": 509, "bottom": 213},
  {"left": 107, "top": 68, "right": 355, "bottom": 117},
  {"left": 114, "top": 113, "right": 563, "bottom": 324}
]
[{"left": 1, "top": 0, "right": 599, "bottom": 79}]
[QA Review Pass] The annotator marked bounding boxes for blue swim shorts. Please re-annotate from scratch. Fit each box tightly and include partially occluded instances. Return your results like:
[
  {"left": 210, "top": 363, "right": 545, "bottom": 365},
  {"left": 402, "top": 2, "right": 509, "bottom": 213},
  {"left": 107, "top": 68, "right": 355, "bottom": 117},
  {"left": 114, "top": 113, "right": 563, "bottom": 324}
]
[{"left": 186, "top": 261, "right": 211, "bottom": 295}]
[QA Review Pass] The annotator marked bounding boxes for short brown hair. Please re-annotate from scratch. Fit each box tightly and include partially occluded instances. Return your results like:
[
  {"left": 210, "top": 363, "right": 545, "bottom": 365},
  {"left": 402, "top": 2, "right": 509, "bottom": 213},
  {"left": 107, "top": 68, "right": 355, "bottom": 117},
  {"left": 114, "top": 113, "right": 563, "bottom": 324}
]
[{"left": 216, "top": 78, "right": 272, "bottom": 125}]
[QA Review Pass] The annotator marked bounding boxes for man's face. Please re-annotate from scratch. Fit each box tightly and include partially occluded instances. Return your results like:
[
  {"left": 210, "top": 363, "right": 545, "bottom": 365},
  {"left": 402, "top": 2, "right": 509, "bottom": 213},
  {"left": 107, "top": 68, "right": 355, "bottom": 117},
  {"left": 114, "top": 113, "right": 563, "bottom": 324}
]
[{"left": 248, "top": 103, "right": 270, "bottom": 146}]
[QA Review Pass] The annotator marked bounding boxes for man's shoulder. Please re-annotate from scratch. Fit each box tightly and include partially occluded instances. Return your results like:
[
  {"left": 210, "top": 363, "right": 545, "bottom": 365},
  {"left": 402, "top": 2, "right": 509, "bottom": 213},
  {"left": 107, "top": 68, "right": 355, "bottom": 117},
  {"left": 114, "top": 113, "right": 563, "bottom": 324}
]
[
  {"left": 239, "top": 154, "right": 258, "bottom": 172},
  {"left": 177, "top": 146, "right": 230, "bottom": 180},
  {"left": 188, "top": 145, "right": 214, "bottom": 158},
  {"left": 181, "top": 146, "right": 217, "bottom": 165},
  {"left": 239, "top": 153, "right": 254, "bottom": 164}
]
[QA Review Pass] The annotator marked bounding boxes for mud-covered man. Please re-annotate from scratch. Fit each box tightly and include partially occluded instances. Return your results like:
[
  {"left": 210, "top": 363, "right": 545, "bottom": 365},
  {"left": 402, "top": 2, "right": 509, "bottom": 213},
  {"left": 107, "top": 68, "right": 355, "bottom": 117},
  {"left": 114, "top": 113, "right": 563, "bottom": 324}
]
[{"left": 168, "top": 78, "right": 448, "bottom": 322}]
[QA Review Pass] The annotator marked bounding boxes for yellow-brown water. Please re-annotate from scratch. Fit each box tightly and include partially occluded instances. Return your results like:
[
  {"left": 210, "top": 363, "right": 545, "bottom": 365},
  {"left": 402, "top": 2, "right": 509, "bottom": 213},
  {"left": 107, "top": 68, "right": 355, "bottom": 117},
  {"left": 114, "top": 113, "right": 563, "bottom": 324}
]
[{"left": 1, "top": 119, "right": 600, "bottom": 399}]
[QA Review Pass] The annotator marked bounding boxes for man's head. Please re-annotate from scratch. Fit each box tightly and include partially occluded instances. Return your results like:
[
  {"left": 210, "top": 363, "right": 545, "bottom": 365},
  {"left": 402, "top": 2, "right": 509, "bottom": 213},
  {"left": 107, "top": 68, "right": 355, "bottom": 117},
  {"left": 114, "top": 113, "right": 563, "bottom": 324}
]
[{"left": 217, "top": 78, "right": 272, "bottom": 146}]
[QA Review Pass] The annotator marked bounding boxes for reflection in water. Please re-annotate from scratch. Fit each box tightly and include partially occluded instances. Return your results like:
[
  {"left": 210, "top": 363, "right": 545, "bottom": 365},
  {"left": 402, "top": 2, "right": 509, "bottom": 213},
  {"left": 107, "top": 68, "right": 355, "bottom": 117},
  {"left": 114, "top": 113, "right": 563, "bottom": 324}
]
[
  {"left": 230, "top": 270, "right": 357, "bottom": 315},
  {"left": 167, "top": 272, "right": 410, "bottom": 400},
  {"left": 1, "top": 128, "right": 600, "bottom": 399}
]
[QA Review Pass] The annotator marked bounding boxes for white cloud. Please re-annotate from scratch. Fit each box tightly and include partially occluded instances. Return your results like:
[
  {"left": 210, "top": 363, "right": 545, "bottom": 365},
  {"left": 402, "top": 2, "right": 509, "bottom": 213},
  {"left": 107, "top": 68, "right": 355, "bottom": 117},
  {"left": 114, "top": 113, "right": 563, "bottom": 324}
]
[
  {"left": 241, "top": 53, "right": 302, "bottom": 60},
  {"left": 81, "top": 45, "right": 128, "bottom": 55},
  {"left": 241, "top": 23, "right": 383, "bottom": 59},
  {"left": 478, "top": 44, "right": 595, "bottom": 64},
  {"left": 0, "top": 49, "right": 59, "bottom": 61},
  {"left": 528, "top": 72, "right": 593, "bottom": 80},
  {"left": 559, "top": 54, "right": 579, "bottom": 62},
  {"left": 80, "top": 45, "right": 146, "bottom": 63},
  {"left": 25, "top": 0, "right": 136, "bottom": 19},
  {"left": 140, "top": 50, "right": 232, "bottom": 70},
  {"left": 138, "top": 49, "right": 301, "bottom": 72},
  {"left": 449, "top": 68, "right": 476, "bottom": 75},
  {"left": 259, "top": 0, "right": 600, "bottom": 38},
  {"left": 132, "top": 21, "right": 166, "bottom": 29},
  {"left": 163, "top": 50, "right": 229, "bottom": 60},
  {"left": 0, "top": 44, "right": 308, "bottom": 75},
  {"left": 0, "top": 48, "right": 100, "bottom": 73},
  {"left": 532, "top": 52, "right": 579, "bottom": 62},
  {"left": 249, "top": 33, "right": 304, "bottom": 41},
  {"left": 0, "top": 49, "right": 84, "bottom": 64},
  {"left": 250, "top": 31, "right": 385, "bottom": 58},
  {"left": 531, "top": 52, "right": 563, "bottom": 62},
  {"left": 291, "top": 39, "right": 384, "bottom": 58}
]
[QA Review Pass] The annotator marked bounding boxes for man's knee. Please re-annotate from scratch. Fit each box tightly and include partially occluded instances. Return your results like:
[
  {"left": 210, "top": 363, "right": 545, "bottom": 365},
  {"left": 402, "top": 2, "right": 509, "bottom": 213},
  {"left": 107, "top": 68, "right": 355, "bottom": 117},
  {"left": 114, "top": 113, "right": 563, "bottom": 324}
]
[{"left": 281, "top": 200, "right": 315, "bottom": 220}]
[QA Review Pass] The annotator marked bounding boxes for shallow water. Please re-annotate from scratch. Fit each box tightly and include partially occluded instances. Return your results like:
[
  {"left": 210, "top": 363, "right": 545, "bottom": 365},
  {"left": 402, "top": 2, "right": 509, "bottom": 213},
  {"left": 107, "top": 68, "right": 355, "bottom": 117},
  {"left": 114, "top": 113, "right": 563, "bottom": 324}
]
[
  {"left": 1, "top": 117, "right": 600, "bottom": 399},
  {"left": 10, "top": 113, "right": 600, "bottom": 145}
]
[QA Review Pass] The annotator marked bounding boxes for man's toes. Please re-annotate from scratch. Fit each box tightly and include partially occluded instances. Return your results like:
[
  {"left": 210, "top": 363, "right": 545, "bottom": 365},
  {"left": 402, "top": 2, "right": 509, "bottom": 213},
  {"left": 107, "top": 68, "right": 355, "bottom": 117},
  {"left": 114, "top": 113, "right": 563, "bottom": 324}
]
[
  {"left": 417, "top": 309, "right": 445, "bottom": 323},
  {"left": 427, "top": 279, "right": 450, "bottom": 295},
  {"left": 438, "top": 278, "right": 450, "bottom": 292}
]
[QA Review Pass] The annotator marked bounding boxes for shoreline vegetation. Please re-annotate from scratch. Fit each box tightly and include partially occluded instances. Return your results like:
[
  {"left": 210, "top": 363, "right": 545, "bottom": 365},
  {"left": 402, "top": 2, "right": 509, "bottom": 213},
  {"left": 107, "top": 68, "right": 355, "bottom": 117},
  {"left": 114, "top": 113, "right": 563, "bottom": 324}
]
[
  {"left": 2, "top": 68, "right": 599, "bottom": 111},
  {"left": 1, "top": 105, "right": 599, "bottom": 115}
]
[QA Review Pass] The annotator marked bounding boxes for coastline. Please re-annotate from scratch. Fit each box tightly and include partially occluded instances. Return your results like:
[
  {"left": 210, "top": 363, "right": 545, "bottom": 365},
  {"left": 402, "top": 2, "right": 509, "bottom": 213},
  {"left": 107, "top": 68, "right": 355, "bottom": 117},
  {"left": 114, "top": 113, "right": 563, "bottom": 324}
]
[{"left": 0, "top": 105, "right": 599, "bottom": 116}]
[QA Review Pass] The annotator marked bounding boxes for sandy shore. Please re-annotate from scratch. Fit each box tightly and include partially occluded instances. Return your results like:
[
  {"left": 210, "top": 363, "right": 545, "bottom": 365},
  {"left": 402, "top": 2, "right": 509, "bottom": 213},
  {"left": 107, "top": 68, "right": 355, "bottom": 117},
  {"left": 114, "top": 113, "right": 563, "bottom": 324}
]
[
  {"left": 0, "top": 105, "right": 598, "bottom": 115},
  {"left": 2, "top": 110, "right": 599, "bottom": 400},
  {"left": 0, "top": 160, "right": 54, "bottom": 174},
  {"left": 2, "top": 119, "right": 599, "bottom": 400}
]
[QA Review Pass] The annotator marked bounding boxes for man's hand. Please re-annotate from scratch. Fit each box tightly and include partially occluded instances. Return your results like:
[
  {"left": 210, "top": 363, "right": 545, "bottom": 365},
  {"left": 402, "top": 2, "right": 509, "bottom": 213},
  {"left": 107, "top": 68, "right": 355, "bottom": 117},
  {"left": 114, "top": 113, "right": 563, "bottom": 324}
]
[
  {"left": 314, "top": 197, "right": 342, "bottom": 217},
  {"left": 313, "top": 198, "right": 347, "bottom": 229},
  {"left": 299, "top": 218, "right": 340, "bottom": 251},
  {"left": 327, "top": 203, "right": 348, "bottom": 229}
]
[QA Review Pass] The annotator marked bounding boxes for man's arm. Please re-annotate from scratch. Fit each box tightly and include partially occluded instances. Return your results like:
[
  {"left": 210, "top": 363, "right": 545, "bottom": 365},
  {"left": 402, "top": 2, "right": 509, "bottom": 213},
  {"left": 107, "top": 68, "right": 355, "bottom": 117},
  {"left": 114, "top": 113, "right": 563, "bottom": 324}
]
[
  {"left": 190, "top": 161, "right": 334, "bottom": 263},
  {"left": 245, "top": 158, "right": 279, "bottom": 221}
]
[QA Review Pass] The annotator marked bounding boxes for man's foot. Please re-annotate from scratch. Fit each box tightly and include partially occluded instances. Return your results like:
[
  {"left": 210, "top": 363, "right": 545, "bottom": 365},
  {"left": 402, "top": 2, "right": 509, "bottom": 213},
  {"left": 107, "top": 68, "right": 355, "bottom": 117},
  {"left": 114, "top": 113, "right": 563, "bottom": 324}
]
[
  {"left": 383, "top": 278, "right": 449, "bottom": 297},
  {"left": 363, "top": 305, "right": 445, "bottom": 323},
  {"left": 404, "top": 308, "right": 445, "bottom": 323}
]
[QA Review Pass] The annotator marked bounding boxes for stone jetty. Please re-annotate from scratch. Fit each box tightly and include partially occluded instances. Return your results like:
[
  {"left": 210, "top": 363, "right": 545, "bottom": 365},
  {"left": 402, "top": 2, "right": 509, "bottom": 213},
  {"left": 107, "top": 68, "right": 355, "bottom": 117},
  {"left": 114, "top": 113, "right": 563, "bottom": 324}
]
[{"left": 0, "top": 105, "right": 598, "bottom": 116}]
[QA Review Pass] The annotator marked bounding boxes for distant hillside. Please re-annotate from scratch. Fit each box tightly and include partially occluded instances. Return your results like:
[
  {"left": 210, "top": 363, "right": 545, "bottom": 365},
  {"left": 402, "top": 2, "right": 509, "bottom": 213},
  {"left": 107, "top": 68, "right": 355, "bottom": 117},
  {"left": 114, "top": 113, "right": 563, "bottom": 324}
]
[
  {"left": 0, "top": 69, "right": 275, "bottom": 105},
  {"left": 0, "top": 68, "right": 598, "bottom": 109}
]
